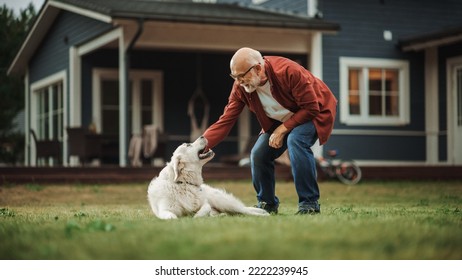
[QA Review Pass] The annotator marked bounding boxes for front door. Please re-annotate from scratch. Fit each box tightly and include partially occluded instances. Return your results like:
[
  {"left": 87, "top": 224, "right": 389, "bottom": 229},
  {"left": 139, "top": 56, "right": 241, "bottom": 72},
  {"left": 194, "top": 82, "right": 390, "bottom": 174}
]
[
  {"left": 93, "top": 69, "right": 164, "bottom": 164},
  {"left": 448, "top": 57, "right": 462, "bottom": 164}
]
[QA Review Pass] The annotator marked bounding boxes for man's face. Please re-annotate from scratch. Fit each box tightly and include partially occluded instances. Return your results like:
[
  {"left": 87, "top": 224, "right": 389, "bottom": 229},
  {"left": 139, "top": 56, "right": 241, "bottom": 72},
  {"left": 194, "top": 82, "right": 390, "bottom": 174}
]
[
  {"left": 240, "top": 70, "right": 261, "bottom": 93},
  {"left": 230, "top": 64, "right": 261, "bottom": 93}
]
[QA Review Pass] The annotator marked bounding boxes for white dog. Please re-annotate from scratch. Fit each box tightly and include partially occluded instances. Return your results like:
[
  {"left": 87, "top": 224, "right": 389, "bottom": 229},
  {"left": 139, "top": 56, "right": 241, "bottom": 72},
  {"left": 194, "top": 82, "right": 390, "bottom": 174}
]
[{"left": 147, "top": 136, "right": 269, "bottom": 219}]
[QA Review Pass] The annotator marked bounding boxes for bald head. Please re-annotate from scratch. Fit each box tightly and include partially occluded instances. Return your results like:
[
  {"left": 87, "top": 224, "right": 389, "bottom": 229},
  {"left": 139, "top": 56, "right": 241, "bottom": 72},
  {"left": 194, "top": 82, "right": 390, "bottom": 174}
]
[
  {"left": 230, "top": 47, "right": 264, "bottom": 71},
  {"left": 229, "top": 47, "right": 267, "bottom": 93}
]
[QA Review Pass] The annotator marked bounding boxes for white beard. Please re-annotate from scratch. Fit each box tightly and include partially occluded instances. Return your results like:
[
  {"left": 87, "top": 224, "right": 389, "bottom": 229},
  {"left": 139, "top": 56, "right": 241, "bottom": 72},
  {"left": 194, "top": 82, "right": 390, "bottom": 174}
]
[{"left": 241, "top": 75, "right": 261, "bottom": 93}]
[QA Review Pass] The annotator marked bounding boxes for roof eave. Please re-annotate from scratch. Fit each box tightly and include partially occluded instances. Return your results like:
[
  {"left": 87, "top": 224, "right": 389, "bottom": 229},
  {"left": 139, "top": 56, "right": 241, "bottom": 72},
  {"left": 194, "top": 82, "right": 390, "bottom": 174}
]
[
  {"left": 8, "top": 3, "right": 58, "bottom": 76},
  {"left": 112, "top": 13, "right": 340, "bottom": 33},
  {"left": 400, "top": 34, "right": 462, "bottom": 52},
  {"left": 8, "top": 0, "right": 112, "bottom": 76},
  {"left": 399, "top": 27, "right": 462, "bottom": 52}
]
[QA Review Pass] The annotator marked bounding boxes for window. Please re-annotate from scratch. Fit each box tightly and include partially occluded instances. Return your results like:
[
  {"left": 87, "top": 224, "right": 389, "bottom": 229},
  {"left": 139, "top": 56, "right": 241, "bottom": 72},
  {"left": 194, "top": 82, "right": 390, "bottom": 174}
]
[
  {"left": 339, "top": 57, "right": 410, "bottom": 125},
  {"left": 101, "top": 80, "right": 120, "bottom": 135},
  {"left": 141, "top": 79, "right": 154, "bottom": 127},
  {"left": 92, "top": 69, "right": 163, "bottom": 135},
  {"left": 35, "top": 82, "right": 64, "bottom": 140}
]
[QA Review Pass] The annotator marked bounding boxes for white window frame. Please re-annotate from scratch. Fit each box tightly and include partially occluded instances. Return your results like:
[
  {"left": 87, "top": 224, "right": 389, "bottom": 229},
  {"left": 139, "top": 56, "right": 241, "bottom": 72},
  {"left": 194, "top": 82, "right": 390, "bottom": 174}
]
[
  {"left": 30, "top": 71, "right": 67, "bottom": 141},
  {"left": 92, "top": 68, "right": 164, "bottom": 134},
  {"left": 339, "top": 57, "right": 410, "bottom": 126},
  {"left": 30, "top": 71, "right": 67, "bottom": 165}
]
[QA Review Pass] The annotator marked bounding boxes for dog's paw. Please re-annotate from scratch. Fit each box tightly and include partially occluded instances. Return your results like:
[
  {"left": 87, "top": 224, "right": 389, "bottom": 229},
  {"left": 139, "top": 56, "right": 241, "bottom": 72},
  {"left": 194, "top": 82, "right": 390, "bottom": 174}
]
[
  {"left": 209, "top": 208, "right": 224, "bottom": 217},
  {"left": 158, "top": 211, "right": 178, "bottom": 219},
  {"left": 194, "top": 203, "right": 212, "bottom": 218}
]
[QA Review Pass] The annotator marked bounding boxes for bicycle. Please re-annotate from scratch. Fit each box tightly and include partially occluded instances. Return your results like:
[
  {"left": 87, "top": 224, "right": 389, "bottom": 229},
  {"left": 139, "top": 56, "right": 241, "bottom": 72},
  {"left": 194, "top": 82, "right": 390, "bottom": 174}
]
[{"left": 316, "top": 149, "right": 362, "bottom": 185}]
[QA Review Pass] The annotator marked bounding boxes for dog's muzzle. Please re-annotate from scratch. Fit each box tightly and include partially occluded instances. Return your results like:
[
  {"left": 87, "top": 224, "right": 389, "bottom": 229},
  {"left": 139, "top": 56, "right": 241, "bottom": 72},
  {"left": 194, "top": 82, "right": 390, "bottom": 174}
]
[{"left": 198, "top": 148, "right": 215, "bottom": 160}]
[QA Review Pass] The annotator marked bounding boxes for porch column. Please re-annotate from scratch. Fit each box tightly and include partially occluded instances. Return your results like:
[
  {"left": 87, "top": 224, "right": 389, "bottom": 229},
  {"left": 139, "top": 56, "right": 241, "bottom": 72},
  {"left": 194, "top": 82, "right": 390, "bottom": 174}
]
[
  {"left": 310, "top": 32, "right": 323, "bottom": 158},
  {"left": 425, "top": 47, "right": 439, "bottom": 164},
  {"left": 24, "top": 70, "right": 30, "bottom": 166},
  {"left": 119, "top": 32, "right": 128, "bottom": 167},
  {"left": 67, "top": 46, "right": 79, "bottom": 166},
  {"left": 310, "top": 32, "right": 322, "bottom": 79}
]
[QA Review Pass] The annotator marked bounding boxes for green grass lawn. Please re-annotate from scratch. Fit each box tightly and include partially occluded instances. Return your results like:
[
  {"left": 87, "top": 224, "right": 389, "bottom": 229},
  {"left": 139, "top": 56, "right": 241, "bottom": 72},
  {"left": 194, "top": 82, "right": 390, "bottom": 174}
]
[{"left": 0, "top": 180, "right": 461, "bottom": 260}]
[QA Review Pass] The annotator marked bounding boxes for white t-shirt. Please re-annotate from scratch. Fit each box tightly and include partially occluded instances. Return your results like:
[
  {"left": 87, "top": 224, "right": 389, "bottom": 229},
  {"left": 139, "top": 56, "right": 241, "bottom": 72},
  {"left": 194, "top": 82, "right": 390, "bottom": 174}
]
[{"left": 256, "top": 81, "right": 293, "bottom": 122}]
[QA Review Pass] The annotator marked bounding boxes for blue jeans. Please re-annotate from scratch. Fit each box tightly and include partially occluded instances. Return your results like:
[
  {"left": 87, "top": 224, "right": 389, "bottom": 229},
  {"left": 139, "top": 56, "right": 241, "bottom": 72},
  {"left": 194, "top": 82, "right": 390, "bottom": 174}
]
[{"left": 250, "top": 121, "right": 320, "bottom": 210}]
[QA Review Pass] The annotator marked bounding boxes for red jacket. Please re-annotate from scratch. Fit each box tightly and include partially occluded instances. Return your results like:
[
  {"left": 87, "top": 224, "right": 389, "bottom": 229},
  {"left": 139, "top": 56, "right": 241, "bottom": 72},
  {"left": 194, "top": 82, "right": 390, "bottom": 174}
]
[{"left": 203, "top": 56, "right": 337, "bottom": 148}]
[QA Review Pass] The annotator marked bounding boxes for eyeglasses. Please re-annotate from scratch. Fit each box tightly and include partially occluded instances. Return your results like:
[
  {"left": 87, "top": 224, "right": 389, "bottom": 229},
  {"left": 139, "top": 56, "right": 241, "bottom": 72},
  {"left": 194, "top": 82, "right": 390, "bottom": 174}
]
[{"left": 229, "top": 64, "right": 258, "bottom": 81}]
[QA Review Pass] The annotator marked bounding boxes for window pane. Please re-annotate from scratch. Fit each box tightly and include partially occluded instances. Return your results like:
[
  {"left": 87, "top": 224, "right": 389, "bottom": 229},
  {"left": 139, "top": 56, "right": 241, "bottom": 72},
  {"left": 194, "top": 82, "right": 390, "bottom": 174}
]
[
  {"left": 142, "top": 80, "right": 152, "bottom": 105},
  {"left": 53, "top": 114, "right": 59, "bottom": 139},
  {"left": 457, "top": 68, "right": 462, "bottom": 126},
  {"left": 102, "top": 80, "right": 119, "bottom": 106},
  {"left": 141, "top": 79, "right": 153, "bottom": 126},
  {"left": 101, "top": 79, "right": 136, "bottom": 135},
  {"left": 368, "top": 69, "right": 382, "bottom": 116},
  {"left": 43, "top": 89, "right": 50, "bottom": 138},
  {"left": 52, "top": 85, "right": 59, "bottom": 110},
  {"left": 385, "top": 70, "right": 399, "bottom": 116},
  {"left": 369, "top": 95, "right": 382, "bottom": 116},
  {"left": 101, "top": 80, "right": 119, "bottom": 135},
  {"left": 385, "top": 70, "right": 399, "bottom": 91},
  {"left": 44, "top": 89, "right": 49, "bottom": 115},
  {"left": 386, "top": 95, "right": 399, "bottom": 116},
  {"left": 58, "top": 83, "right": 63, "bottom": 139},
  {"left": 142, "top": 111, "right": 151, "bottom": 126},
  {"left": 348, "top": 69, "right": 361, "bottom": 115},
  {"left": 39, "top": 88, "right": 49, "bottom": 139},
  {"left": 102, "top": 110, "right": 119, "bottom": 135},
  {"left": 128, "top": 81, "right": 133, "bottom": 106},
  {"left": 36, "top": 90, "right": 42, "bottom": 138},
  {"left": 368, "top": 69, "right": 382, "bottom": 91},
  {"left": 51, "top": 83, "right": 63, "bottom": 140}
]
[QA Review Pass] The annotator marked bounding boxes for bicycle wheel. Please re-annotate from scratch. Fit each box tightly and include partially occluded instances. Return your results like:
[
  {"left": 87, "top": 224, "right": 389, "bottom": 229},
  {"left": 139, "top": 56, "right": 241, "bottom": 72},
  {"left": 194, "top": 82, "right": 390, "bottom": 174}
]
[{"left": 335, "top": 160, "right": 362, "bottom": 185}]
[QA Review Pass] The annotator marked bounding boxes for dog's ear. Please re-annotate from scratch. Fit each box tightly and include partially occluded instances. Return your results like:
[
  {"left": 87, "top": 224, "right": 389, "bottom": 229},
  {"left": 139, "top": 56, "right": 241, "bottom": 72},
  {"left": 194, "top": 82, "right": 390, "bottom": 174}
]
[{"left": 172, "top": 155, "right": 184, "bottom": 182}]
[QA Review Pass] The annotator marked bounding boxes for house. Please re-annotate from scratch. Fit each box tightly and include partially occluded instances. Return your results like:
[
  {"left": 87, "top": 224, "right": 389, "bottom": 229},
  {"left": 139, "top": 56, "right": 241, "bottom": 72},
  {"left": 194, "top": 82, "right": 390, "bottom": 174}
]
[
  {"left": 8, "top": 0, "right": 462, "bottom": 168},
  {"left": 8, "top": 0, "right": 339, "bottom": 166}
]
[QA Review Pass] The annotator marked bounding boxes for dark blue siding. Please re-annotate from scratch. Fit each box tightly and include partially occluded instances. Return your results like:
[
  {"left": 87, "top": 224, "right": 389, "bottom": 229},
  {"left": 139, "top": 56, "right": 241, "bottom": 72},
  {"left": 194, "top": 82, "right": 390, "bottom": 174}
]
[
  {"left": 322, "top": 0, "right": 462, "bottom": 161},
  {"left": 29, "top": 11, "right": 112, "bottom": 83},
  {"left": 326, "top": 134, "right": 426, "bottom": 162},
  {"left": 323, "top": 0, "right": 462, "bottom": 59}
]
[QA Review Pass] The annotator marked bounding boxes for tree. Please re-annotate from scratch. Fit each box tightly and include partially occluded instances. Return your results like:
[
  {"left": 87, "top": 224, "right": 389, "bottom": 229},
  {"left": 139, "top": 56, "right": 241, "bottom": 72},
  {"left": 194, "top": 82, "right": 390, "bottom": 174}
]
[{"left": 0, "top": 3, "right": 37, "bottom": 164}]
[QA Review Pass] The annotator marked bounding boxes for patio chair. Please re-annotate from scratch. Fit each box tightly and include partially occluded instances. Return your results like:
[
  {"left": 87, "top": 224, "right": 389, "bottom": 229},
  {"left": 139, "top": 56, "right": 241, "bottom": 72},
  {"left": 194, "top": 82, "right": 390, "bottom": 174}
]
[
  {"left": 29, "top": 129, "right": 61, "bottom": 166},
  {"left": 66, "top": 127, "right": 102, "bottom": 165}
]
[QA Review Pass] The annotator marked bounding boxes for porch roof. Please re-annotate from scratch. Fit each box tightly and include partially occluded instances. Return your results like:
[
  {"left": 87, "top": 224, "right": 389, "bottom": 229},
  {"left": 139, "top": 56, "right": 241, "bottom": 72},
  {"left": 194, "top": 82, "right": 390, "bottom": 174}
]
[
  {"left": 399, "top": 25, "right": 462, "bottom": 51},
  {"left": 8, "top": 0, "right": 339, "bottom": 76}
]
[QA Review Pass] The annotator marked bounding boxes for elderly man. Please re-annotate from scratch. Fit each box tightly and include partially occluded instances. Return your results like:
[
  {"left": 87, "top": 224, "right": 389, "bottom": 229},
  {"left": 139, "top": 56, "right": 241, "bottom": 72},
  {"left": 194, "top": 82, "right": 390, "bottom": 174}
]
[{"left": 203, "top": 47, "right": 337, "bottom": 215}]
